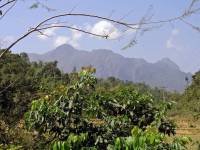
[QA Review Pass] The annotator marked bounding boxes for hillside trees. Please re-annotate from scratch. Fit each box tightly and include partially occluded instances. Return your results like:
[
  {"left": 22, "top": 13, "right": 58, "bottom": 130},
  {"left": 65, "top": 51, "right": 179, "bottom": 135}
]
[
  {"left": 24, "top": 69, "right": 186, "bottom": 149},
  {"left": 0, "top": 50, "right": 35, "bottom": 123},
  {"left": 0, "top": 51, "right": 76, "bottom": 146},
  {"left": 182, "top": 71, "right": 200, "bottom": 116},
  {"left": 0, "top": 51, "right": 71, "bottom": 124},
  {"left": 185, "top": 71, "right": 200, "bottom": 101}
]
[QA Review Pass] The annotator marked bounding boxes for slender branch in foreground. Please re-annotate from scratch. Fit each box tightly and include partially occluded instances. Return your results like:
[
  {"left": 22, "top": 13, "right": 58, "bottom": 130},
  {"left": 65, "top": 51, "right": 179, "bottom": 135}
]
[
  {"left": 37, "top": 25, "right": 109, "bottom": 38},
  {"left": 0, "top": 29, "right": 35, "bottom": 58},
  {"left": 0, "top": 0, "right": 200, "bottom": 58},
  {"left": 0, "top": 0, "right": 16, "bottom": 9},
  {"left": 0, "top": 0, "right": 17, "bottom": 20},
  {"left": 35, "top": 13, "right": 136, "bottom": 29},
  {"left": 0, "top": 13, "right": 139, "bottom": 58}
]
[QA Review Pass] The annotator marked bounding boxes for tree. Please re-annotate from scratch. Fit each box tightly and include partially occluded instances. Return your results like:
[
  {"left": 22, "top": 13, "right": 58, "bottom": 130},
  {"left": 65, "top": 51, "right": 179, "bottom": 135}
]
[
  {"left": 0, "top": 52, "right": 68, "bottom": 124},
  {"left": 25, "top": 70, "right": 185, "bottom": 149}
]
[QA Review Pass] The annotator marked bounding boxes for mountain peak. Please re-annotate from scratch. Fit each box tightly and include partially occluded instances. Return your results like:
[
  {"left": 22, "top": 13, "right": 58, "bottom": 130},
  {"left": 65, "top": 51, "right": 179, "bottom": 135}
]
[
  {"left": 157, "top": 57, "right": 179, "bottom": 70},
  {"left": 56, "top": 44, "right": 75, "bottom": 50},
  {"left": 160, "top": 57, "right": 174, "bottom": 63},
  {"left": 28, "top": 45, "right": 191, "bottom": 92},
  {"left": 54, "top": 44, "right": 76, "bottom": 52},
  {"left": 92, "top": 49, "right": 113, "bottom": 53}
]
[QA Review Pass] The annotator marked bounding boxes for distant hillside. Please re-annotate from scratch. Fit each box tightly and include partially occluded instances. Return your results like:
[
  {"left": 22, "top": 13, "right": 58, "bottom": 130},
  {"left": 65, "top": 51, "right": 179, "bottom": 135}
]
[{"left": 28, "top": 44, "right": 192, "bottom": 91}]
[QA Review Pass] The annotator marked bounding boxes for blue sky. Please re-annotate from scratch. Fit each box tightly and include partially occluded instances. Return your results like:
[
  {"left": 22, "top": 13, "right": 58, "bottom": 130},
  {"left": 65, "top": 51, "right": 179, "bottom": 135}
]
[{"left": 1, "top": 0, "right": 200, "bottom": 73}]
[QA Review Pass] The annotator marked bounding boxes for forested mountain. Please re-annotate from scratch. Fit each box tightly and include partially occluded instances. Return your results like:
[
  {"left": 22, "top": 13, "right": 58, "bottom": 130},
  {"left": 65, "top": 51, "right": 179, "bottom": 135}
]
[{"left": 28, "top": 44, "right": 192, "bottom": 91}]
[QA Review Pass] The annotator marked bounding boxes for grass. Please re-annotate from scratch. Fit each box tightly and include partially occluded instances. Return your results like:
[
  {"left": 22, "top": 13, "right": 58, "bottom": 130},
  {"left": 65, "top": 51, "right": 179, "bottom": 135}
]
[{"left": 170, "top": 114, "right": 200, "bottom": 150}]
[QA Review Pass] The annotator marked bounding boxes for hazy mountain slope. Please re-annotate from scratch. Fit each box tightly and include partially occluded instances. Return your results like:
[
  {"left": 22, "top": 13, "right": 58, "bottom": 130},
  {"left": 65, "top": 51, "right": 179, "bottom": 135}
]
[{"left": 28, "top": 44, "right": 192, "bottom": 91}]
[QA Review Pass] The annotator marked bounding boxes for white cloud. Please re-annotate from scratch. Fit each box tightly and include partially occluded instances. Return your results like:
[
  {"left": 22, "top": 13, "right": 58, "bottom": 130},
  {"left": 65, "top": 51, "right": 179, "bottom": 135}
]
[
  {"left": 166, "top": 29, "right": 180, "bottom": 49},
  {"left": 166, "top": 39, "right": 174, "bottom": 49},
  {"left": 54, "top": 36, "right": 69, "bottom": 47},
  {"left": 37, "top": 25, "right": 58, "bottom": 40},
  {"left": 171, "top": 29, "right": 179, "bottom": 35},
  {"left": 0, "top": 36, "right": 15, "bottom": 48},
  {"left": 71, "top": 27, "right": 82, "bottom": 40},
  {"left": 38, "top": 21, "right": 121, "bottom": 48},
  {"left": 90, "top": 21, "right": 121, "bottom": 39},
  {"left": 53, "top": 26, "right": 83, "bottom": 48},
  {"left": 125, "top": 25, "right": 139, "bottom": 34},
  {"left": 68, "top": 26, "right": 83, "bottom": 48},
  {"left": 84, "top": 23, "right": 92, "bottom": 31},
  {"left": 68, "top": 40, "right": 79, "bottom": 48}
]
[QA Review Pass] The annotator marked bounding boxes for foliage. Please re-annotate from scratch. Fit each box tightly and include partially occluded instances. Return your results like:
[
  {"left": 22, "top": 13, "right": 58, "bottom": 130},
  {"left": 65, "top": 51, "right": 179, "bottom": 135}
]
[
  {"left": 109, "top": 127, "right": 190, "bottom": 150},
  {"left": 0, "top": 52, "right": 194, "bottom": 149},
  {"left": 25, "top": 69, "right": 184, "bottom": 149},
  {"left": 0, "top": 52, "right": 70, "bottom": 146},
  {"left": 184, "top": 71, "right": 200, "bottom": 113},
  {"left": 0, "top": 51, "right": 70, "bottom": 123},
  {"left": 171, "top": 71, "right": 200, "bottom": 118}
]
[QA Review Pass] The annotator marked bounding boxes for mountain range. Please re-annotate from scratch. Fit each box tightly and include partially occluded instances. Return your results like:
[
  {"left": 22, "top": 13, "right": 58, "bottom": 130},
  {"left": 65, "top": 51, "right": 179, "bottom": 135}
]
[{"left": 28, "top": 44, "right": 192, "bottom": 92}]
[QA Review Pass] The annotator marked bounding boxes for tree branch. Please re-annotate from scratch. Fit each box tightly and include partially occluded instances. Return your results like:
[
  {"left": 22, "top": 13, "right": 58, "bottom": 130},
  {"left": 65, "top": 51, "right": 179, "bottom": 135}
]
[
  {"left": 0, "top": 0, "right": 16, "bottom": 9},
  {"left": 0, "top": 12, "right": 139, "bottom": 58},
  {"left": 0, "top": 0, "right": 17, "bottom": 20},
  {"left": 0, "top": 0, "right": 199, "bottom": 58},
  {"left": 36, "top": 25, "right": 109, "bottom": 38}
]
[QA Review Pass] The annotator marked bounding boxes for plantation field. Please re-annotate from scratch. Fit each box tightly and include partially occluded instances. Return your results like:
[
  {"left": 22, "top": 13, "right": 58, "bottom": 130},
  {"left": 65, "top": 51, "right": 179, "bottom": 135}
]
[{"left": 171, "top": 115, "right": 200, "bottom": 150}]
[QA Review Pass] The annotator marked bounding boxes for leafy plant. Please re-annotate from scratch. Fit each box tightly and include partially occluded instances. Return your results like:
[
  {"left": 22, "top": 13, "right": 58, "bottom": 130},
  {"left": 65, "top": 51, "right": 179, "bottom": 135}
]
[
  {"left": 24, "top": 70, "right": 188, "bottom": 149},
  {"left": 109, "top": 127, "right": 190, "bottom": 150}
]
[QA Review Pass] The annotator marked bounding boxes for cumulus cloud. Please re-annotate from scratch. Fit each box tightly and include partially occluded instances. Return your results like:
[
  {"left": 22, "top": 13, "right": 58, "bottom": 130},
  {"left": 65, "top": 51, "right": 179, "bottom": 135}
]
[
  {"left": 37, "top": 23, "right": 60, "bottom": 40},
  {"left": 171, "top": 29, "right": 179, "bottom": 35},
  {"left": 0, "top": 36, "right": 15, "bottom": 48},
  {"left": 68, "top": 26, "right": 83, "bottom": 47},
  {"left": 166, "top": 29, "right": 180, "bottom": 49},
  {"left": 125, "top": 25, "right": 139, "bottom": 34},
  {"left": 37, "top": 21, "right": 129, "bottom": 48},
  {"left": 166, "top": 39, "right": 174, "bottom": 49},
  {"left": 71, "top": 27, "right": 82, "bottom": 40},
  {"left": 37, "top": 27, "right": 57, "bottom": 40},
  {"left": 54, "top": 36, "right": 69, "bottom": 47},
  {"left": 90, "top": 21, "right": 121, "bottom": 39},
  {"left": 38, "top": 21, "right": 123, "bottom": 48},
  {"left": 53, "top": 26, "right": 83, "bottom": 48}
]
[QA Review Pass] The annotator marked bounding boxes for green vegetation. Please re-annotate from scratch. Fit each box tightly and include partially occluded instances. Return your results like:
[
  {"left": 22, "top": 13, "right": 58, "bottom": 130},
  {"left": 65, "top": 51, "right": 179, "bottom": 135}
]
[{"left": 0, "top": 51, "right": 199, "bottom": 149}]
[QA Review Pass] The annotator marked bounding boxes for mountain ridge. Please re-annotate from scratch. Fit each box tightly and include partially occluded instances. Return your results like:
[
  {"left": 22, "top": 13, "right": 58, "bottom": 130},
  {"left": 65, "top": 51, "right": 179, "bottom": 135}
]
[{"left": 28, "top": 44, "right": 192, "bottom": 91}]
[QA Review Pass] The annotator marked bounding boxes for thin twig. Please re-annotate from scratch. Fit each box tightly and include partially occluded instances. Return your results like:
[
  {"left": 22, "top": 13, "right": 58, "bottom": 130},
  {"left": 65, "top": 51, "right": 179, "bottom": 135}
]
[
  {"left": 0, "top": 0, "right": 200, "bottom": 58},
  {"left": 36, "top": 25, "right": 109, "bottom": 38},
  {"left": 0, "top": 13, "right": 138, "bottom": 58},
  {"left": 0, "top": 0, "right": 16, "bottom": 9},
  {"left": 35, "top": 13, "right": 135, "bottom": 29},
  {"left": 0, "top": 0, "right": 17, "bottom": 20}
]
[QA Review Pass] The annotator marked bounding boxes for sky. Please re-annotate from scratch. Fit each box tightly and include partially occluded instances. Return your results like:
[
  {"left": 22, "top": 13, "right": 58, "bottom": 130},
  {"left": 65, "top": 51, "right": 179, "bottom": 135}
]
[{"left": 0, "top": 0, "right": 200, "bottom": 73}]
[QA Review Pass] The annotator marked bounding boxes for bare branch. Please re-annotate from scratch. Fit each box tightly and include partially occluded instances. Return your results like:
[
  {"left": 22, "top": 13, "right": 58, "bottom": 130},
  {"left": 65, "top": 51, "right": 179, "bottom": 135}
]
[
  {"left": 180, "top": 18, "right": 200, "bottom": 32},
  {"left": 0, "top": 0, "right": 17, "bottom": 20},
  {"left": 0, "top": 0, "right": 16, "bottom": 9},
  {"left": 0, "top": 0, "right": 200, "bottom": 58},
  {"left": 35, "top": 13, "right": 136, "bottom": 30},
  {"left": 0, "top": 29, "right": 35, "bottom": 58},
  {"left": 0, "top": 12, "right": 139, "bottom": 58},
  {"left": 128, "top": 0, "right": 200, "bottom": 26},
  {"left": 36, "top": 25, "right": 109, "bottom": 38}
]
